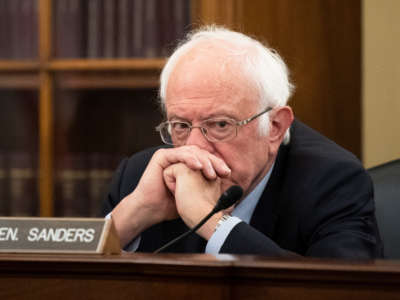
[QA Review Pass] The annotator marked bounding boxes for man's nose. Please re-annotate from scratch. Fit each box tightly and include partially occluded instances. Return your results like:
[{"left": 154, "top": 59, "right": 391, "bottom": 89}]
[{"left": 185, "top": 127, "right": 214, "bottom": 151}]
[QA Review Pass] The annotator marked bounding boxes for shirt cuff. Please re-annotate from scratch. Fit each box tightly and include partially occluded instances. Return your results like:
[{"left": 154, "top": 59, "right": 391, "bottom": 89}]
[
  {"left": 105, "top": 212, "right": 141, "bottom": 252},
  {"left": 123, "top": 236, "right": 141, "bottom": 252},
  {"left": 205, "top": 216, "right": 242, "bottom": 254}
]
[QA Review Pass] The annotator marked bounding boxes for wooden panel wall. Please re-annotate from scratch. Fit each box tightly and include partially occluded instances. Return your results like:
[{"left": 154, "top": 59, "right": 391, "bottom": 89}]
[{"left": 195, "top": 0, "right": 362, "bottom": 158}]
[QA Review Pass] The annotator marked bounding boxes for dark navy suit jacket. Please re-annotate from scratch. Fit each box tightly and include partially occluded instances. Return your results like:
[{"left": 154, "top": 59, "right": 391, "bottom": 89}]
[{"left": 102, "top": 120, "right": 383, "bottom": 258}]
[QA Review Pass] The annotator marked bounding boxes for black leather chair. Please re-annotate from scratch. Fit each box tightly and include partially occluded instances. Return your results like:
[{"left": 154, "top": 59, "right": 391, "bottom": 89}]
[{"left": 368, "top": 159, "right": 400, "bottom": 259}]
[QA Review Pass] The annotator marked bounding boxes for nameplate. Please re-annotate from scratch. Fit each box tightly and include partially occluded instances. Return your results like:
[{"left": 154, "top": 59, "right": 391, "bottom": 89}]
[{"left": 0, "top": 217, "right": 120, "bottom": 254}]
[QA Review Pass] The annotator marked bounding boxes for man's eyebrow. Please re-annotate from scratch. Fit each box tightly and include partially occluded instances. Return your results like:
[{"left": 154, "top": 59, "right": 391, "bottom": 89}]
[
  {"left": 206, "top": 113, "right": 238, "bottom": 119},
  {"left": 167, "top": 114, "right": 190, "bottom": 122},
  {"left": 168, "top": 111, "right": 238, "bottom": 121}
]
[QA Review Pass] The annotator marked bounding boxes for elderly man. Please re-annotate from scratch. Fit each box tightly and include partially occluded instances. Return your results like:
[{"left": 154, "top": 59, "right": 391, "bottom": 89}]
[{"left": 102, "top": 26, "right": 382, "bottom": 258}]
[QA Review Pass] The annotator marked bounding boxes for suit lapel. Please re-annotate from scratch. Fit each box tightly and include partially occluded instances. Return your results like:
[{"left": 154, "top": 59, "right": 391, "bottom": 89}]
[{"left": 250, "top": 140, "right": 290, "bottom": 239}]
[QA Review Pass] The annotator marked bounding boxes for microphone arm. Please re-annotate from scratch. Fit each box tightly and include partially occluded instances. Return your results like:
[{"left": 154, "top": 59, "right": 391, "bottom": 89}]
[{"left": 153, "top": 185, "right": 243, "bottom": 254}]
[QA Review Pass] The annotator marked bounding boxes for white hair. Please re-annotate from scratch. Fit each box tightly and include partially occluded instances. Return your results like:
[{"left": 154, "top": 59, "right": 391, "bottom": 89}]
[{"left": 159, "top": 25, "right": 294, "bottom": 144}]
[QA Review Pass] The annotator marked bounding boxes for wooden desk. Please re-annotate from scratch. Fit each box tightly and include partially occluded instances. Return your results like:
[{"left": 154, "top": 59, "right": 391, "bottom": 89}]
[{"left": 1, "top": 253, "right": 399, "bottom": 299}]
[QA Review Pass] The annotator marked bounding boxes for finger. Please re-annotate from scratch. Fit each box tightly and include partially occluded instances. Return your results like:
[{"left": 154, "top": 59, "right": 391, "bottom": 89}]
[
  {"left": 192, "top": 153, "right": 217, "bottom": 179},
  {"left": 180, "top": 146, "right": 231, "bottom": 179},
  {"left": 207, "top": 153, "right": 231, "bottom": 178},
  {"left": 188, "top": 148, "right": 230, "bottom": 179},
  {"left": 156, "top": 148, "right": 202, "bottom": 170},
  {"left": 163, "top": 166, "right": 177, "bottom": 194},
  {"left": 155, "top": 146, "right": 231, "bottom": 179}
]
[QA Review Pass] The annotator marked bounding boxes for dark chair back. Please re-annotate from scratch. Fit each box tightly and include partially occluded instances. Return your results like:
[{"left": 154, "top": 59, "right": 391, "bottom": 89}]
[{"left": 368, "top": 159, "right": 400, "bottom": 259}]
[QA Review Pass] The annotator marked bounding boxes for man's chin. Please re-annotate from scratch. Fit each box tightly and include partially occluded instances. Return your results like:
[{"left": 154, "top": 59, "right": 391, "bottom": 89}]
[
  {"left": 220, "top": 178, "right": 248, "bottom": 201},
  {"left": 220, "top": 179, "right": 245, "bottom": 209},
  {"left": 220, "top": 179, "right": 237, "bottom": 193}
]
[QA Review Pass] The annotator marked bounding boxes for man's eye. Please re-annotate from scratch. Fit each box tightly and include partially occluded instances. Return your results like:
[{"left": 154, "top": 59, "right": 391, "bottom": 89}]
[
  {"left": 207, "top": 120, "right": 231, "bottom": 130},
  {"left": 216, "top": 121, "right": 229, "bottom": 128},
  {"left": 172, "top": 122, "right": 189, "bottom": 130}
]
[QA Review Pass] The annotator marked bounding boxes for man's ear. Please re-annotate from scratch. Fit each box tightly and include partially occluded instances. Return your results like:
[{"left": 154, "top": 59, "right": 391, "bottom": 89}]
[{"left": 268, "top": 106, "right": 294, "bottom": 148}]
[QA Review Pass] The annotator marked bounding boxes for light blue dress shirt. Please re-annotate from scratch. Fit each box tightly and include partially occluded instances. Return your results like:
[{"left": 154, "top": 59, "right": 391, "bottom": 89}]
[{"left": 205, "top": 167, "right": 272, "bottom": 253}]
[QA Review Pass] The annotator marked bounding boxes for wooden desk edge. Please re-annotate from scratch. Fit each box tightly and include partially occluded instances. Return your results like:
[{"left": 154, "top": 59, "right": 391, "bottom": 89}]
[{"left": 0, "top": 252, "right": 399, "bottom": 284}]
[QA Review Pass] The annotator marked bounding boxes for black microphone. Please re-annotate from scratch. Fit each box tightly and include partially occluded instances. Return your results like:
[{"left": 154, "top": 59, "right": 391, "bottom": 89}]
[{"left": 153, "top": 185, "right": 243, "bottom": 254}]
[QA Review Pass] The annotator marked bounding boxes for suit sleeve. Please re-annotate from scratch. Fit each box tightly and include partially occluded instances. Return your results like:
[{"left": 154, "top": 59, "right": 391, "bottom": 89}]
[
  {"left": 101, "top": 158, "right": 128, "bottom": 216},
  {"left": 101, "top": 146, "right": 164, "bottom": 217},
  {"left": 302, "top": 162, "right": 383, "bottom": 258},
  {"left": 220, "top": 160, "right": 383, "bottom": 258},
  {"left": 220, "top": 222, "right": 296, "bottom": 256}
]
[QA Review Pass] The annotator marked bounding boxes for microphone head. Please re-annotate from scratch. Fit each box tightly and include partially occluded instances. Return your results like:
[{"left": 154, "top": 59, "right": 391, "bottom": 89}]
[{"left": 214, "top": 185, "right": 243, "bottom": 212}]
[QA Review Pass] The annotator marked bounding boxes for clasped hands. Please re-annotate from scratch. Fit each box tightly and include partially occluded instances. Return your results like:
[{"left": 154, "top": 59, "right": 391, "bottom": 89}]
[{"left": 112, "top": 146, "right": 232, "bottom": 247}]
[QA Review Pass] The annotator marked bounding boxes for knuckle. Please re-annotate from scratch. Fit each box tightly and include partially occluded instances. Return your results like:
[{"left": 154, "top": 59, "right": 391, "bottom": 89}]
[
  {"left": 186, "top": 145, "right": 200, "bottom": 152},
  {"left": 154, "top": 148, "right": 166, "bottom": 158},
  {"left": 180, "top": 146, "right": 199, "bottom": 159}
]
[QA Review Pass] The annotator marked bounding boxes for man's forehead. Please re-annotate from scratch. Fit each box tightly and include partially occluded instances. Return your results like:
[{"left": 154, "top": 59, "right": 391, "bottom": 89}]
[
  {"left": 168, "top": 53, "right": 254, "bottom": 98},
  {"left": 165, "top": 41, "right": 260, "bottom": 117},
  {"left": 172, "top": 39, "right": 249, "bottom": 75},
  {"left": 165, "top": 92, "right": 260, "bottom": 121}
]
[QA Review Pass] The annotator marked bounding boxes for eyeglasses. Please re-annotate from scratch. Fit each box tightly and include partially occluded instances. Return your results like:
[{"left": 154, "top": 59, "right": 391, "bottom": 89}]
[{"left": 156, "top": 107, "right": 272, "bottom": 145}]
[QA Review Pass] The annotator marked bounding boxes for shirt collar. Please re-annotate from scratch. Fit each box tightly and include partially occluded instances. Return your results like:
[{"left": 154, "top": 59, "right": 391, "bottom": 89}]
[{"left": 231, "top": 163, "right": 274, "bottom": 223}]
